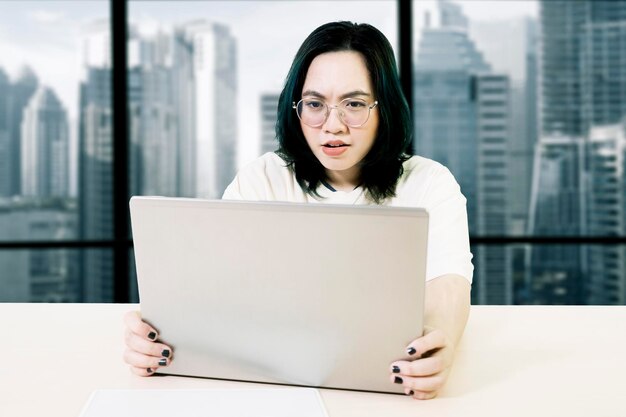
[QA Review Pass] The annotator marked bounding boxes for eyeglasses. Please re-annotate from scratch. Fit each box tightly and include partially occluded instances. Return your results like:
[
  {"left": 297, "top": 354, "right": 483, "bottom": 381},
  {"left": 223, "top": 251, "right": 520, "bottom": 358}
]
[{"left": 292, "top": 97, "right": 379, "bottom": 128}]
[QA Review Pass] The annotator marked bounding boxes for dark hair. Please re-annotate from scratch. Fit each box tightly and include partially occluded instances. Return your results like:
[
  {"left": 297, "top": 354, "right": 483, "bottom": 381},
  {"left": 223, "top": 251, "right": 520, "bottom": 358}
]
[{"left": 275, "top": 21, "right": 412, "bottom": 204}]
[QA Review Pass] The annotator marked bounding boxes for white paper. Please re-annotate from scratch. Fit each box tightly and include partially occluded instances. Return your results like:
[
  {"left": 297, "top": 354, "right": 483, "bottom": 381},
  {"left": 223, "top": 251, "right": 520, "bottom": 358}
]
[{"left": 79, "top": 388, "right": 329, "bottom": 417}]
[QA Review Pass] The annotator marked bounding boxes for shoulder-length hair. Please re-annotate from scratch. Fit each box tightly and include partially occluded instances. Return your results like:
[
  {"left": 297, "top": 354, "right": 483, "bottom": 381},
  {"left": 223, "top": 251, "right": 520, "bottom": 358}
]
[{"left": 275, "top": 21, "right": 412, "bottom": 204}]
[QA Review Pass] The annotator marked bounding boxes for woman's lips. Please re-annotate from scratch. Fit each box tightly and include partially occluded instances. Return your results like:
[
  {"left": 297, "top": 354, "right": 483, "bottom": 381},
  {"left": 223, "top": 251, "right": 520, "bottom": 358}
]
[{"left": 321, "top": 143, "right": 349, "bottom": 156}]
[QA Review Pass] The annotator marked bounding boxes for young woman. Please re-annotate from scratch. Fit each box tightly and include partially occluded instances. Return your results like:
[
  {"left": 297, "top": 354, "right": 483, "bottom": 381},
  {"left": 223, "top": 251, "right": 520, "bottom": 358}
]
[{"left": 124, "top": 21, "right": 472, "bottom": 400}]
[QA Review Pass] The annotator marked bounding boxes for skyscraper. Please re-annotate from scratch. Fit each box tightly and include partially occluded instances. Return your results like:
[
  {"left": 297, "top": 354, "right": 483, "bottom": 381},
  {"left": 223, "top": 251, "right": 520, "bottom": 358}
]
[
  {"left": 0, "top": 68, "right": 10, "bottom": 196},
  {"left": 177, "top": 21, "right": 237, "bottom": 199},
  {"left": 7, "top": 67, "right": 38, "bottom": 197},
  {"left": 527, "top": 136, "right": 586, "bottom": 304},
  {"left": 586, "top": 121, "right": 626, "bottom": 304},
  {"left": 129, "top": 21, "right": 238, "bottom": 199},
  {"left": 414, "top": 1, "right": 512, "bottom": 304},
  {"left": 79, "top": 21, "right": 113, "bottom": 302},
  {"left": 260, "top": 93, "right": 280, "bottom": 155},
  {"left": 540, "top": 0, "right": 626, "bottom": 136},
  {"left": 21, "top": 86, "right": 70, "bottom": 198}
]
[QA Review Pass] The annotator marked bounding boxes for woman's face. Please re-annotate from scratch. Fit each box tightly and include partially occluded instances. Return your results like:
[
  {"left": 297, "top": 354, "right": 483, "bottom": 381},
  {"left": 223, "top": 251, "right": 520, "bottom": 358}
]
[{"left": 299, "top": 51, "right": 379, "bottom": 186}]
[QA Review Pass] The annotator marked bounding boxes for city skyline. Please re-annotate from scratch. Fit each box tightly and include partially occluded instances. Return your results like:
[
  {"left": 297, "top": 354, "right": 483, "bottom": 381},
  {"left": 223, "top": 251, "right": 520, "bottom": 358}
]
[{"left": 3, "top": 0, "right": 626, "bottom": 305}]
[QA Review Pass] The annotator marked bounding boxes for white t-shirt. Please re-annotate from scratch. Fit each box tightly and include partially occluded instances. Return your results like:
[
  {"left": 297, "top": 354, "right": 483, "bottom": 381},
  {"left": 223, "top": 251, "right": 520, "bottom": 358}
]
[{"left": 223, "top": 152, "right": 473, "bottom": 283}]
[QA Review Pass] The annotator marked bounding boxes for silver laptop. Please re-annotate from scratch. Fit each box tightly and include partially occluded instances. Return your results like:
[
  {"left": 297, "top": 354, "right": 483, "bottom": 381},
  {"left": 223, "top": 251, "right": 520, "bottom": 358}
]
[{"left": 130, "top": 196, "right": 428, "bottom": 394}]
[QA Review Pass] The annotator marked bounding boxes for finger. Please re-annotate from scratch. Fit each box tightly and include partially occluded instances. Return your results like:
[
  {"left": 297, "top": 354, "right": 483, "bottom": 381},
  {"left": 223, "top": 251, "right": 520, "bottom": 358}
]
[
  {"left": 390, "top": 355, "right": 444, "bottom": 377},
  {"left": 130, "top": 365, "right": 158, "bottom": 377},
  {"left": 125, "top": 329, "right": 173, "bottom": 359},
  {"left": 411, "top": 390, "right": 438, "bottom": 400},
  {"left": 124, "top": 310, "right": 158, "bottom": 341},
  {"left": 405, "top": 329, "right": 446, "bottom": 357},
  {"left": 393, "top": 373, "right": 445, "bottom": 393},
  {"left": 123, "top": 348, "right": 170, "bottom": 369}
]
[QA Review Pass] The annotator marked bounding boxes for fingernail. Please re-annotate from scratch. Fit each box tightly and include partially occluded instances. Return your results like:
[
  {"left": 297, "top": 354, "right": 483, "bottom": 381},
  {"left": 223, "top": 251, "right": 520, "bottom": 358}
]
[
  {"left": 407, "top": 347, "right": 416, "bottom": 355},
  {"left": 148, "top": 331, "right": 157, "bottom": 341},
  {"left": 392, "top": 365, "right": 400, "bottom": 374},
  {"left": 147, "top": 368, "right": 153, "bottom": 373},
  {"left": 158, "top": 358, "right": 168, "bottom": 366},
  {"left": 408, "top": 390, "right": 414, "bottom": 396},
  {"left": 161, "top": 349, "right": 170, "bottom": 358},
  {"left": 394, "top": 376, "right": 403, "bottom": 384}
]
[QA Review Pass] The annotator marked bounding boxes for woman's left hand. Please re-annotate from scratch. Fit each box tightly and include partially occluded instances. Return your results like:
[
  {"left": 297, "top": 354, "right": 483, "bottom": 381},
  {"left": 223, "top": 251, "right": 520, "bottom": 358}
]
[{"left": 389, "top": 326, "right": 455, "bottom": 400}]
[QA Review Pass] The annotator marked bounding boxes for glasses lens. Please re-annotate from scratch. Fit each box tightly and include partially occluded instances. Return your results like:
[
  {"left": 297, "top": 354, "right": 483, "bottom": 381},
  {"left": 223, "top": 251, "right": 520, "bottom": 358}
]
[
  {"left": 298, "top": 99, "right": 326, "bottom": 126},
  {"left": 339, "top": 99, "right": 369, "bottom": 127}
]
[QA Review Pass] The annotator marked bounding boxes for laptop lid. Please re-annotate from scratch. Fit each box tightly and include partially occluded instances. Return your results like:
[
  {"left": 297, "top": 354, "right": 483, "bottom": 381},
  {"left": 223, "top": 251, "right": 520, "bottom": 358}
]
[{"left": 130, "top": 197, "right": 428, "bottom": 394}]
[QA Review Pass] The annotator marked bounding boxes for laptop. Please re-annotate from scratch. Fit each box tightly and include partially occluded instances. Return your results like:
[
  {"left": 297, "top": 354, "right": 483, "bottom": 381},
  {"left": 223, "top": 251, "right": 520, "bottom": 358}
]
[{"left": 130, "top": 196, "right": 428, "bottom": 394}]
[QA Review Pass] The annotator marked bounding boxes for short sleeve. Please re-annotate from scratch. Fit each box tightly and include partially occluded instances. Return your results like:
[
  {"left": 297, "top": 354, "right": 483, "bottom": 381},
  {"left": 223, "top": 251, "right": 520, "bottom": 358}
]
[{"left": 421, "top": 166, "right": 474, "bottom": 284}]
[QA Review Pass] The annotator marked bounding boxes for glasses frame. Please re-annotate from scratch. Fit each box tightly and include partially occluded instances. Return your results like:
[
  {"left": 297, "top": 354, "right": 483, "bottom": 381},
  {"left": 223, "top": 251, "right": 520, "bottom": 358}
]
[{"left": 292, "top": 97, "right": 379, "bottom": 128}]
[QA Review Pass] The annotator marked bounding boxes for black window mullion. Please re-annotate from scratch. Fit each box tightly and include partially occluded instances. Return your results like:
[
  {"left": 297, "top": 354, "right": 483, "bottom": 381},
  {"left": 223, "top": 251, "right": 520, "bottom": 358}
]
[
  {"left": 111, "top": 0, "right": 130, "bottom": 303},
  {"left": 398, "top": 0, "right": 413, "bottom": 152}
]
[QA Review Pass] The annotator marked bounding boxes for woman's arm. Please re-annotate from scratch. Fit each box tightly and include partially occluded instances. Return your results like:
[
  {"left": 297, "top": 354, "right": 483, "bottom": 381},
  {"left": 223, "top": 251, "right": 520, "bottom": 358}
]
[{"left": 389, "top": 274, "right": 471, "bottom": 400}]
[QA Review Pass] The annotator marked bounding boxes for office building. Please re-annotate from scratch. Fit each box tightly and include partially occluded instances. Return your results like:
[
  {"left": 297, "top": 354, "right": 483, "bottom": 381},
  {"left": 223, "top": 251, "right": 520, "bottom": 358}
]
[
  {"left": 414, "top": 1, "right": 511, "bottom": 304},
  {"left": 469, "top": 17, "right": 539, "bottom": 234},
  {"left": 527, "top": 136, "right": 586, "bottom": 304},
  {"left": 541, "top": 0, "right": 626, "bottom": 136},
  {"left": 128, "top": 21, "right": 237, "bottom": 199},
  {"left": 0, "top": 197, "right": 78, "bottom": 302},
  {"left": 1, "top": 67, "right": 38, "bottom": 197},
  {"left": 20, "top": 86, "right": 70, "bottom": 198},
  {"left": 475, "top": 74, "right": 512, "bottom": 304},
  {"left": 176, "top": 21, "right": 237, "bottom": 199},
  {"left": 586, "top": 121, "right": 626, "bottom": 305},
  {"left": 0, "top": 68, "right": 10, "bottom": 196},
  {"left": 260, "top": 93, "right": 280, "bottom": 155}
]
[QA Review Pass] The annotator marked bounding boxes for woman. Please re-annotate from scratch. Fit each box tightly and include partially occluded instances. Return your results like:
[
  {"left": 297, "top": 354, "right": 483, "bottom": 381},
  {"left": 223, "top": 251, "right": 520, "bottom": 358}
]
[{"left": 124, "top": 21, "right": 472, "bottom": 400}]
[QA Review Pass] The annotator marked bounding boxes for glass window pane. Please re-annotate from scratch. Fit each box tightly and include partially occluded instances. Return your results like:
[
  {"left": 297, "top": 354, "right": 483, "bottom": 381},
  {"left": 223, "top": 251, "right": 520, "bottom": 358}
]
[
  {"left": 413, "top": 0, "right": 626, "bottom": 238},
  {"left": 127, "top": 0, "right": 397, "bottom": 200},
  {"left": 471, "top": 243, "right": 625, "bottom": 305},
  {"left": 0, "top": 248, "right": 112, "bottom": 302},
  {"left": 0, "top": 1, "right": 112, "bottom": 242}
]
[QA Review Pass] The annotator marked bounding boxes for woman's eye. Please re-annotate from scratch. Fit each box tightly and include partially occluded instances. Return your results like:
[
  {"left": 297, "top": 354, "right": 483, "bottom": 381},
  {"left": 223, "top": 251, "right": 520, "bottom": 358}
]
[
  {"left": 305, "top": 101, "right": 324, "bottom": 109},
  {"left": 345, "top": 101, "right": 366, "bottom": 108}
]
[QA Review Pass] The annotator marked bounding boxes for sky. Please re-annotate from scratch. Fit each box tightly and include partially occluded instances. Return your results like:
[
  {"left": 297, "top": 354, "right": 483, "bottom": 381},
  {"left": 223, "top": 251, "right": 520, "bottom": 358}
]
[{"left": 0, "top": 0, "right": 538, "bottom": 192}]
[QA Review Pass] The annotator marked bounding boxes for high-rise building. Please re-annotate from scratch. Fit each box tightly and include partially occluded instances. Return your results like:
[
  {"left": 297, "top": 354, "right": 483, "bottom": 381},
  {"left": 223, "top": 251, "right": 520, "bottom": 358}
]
[
  {"left": 527, "top": 136, "right": 586, "bottom": 304},
  {"left": 414, "top": 2, "right": 511, "bottom": 304},
  {"left": 260, "top": 93, "right": 280, "bottom": 155},
  {"left": 128, "top": 21, "right": 237, "bottom": 199},
  {"left": 0, "top": 68, "right": 10, "bottom": 197},
  {"left": 469, "top": 17, "right": 539, "bottom": 234},
  {"left": 475, "top": 74, "right": 512, "bottom": 304},
  {"left": 586, "top": 121, "right": 626, "bottom": 305},
  {"left": 79, "top": 66, "right": 113, "bottom": 302},
  {"left": 7, "top": 67, "right": 38, "bottom": 197},
  {"left": 540, "top": 0, "right": 626, "bottom": 136},
  {"left": 20, "top": 86, "right": 70, "bottom": 198},
  {"left": 79, "top": 20, "right": 113, "bottom": 302},
  {"left": 178, "top": 21, "right": 237, "bottom": 199}
]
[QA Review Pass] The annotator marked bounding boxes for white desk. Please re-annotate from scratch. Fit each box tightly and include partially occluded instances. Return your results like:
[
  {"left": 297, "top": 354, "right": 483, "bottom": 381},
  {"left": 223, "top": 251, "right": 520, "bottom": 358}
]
[{"left": 2, "top": 304, "right": 625, "bottom": 416}]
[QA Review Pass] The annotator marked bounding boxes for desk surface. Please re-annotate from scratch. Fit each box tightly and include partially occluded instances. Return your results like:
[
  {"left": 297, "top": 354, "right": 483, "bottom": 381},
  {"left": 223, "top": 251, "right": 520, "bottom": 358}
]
[{"left": 2, "top": 303, "right": 625, "bottom": 416}]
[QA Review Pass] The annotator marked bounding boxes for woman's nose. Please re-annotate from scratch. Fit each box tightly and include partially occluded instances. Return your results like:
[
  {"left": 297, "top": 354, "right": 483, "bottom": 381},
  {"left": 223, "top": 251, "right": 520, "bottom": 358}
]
[{"left": 323, "top": 106, "right": 347, "bottom": 133}]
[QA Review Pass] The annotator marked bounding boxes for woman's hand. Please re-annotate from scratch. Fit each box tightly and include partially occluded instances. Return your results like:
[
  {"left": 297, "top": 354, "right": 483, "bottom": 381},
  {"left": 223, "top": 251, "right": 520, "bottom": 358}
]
[
  {"left": 123, "top": 310, "right": 173, "bottom": 376},
  {"left": 389, "top": 326, "right": 455, "bottom": 400}
]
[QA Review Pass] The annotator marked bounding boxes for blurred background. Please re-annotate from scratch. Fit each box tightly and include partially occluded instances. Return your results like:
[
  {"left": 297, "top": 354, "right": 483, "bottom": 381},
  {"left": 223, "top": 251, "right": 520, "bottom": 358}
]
[{"left": 1, "top": 0, "right": 625, "bottom": 305}]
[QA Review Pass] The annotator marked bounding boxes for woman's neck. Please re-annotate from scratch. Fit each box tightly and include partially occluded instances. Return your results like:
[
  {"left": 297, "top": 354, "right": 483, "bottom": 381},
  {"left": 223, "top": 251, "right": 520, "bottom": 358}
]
[{"left": 325, "top": 167, "right": 361, "bottom": 192}]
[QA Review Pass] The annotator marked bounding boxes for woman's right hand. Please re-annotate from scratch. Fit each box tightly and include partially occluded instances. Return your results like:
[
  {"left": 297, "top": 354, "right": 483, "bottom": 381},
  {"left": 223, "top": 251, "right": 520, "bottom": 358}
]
[{"left": 123, "top": 310, "right": 173, "bottom": 376}]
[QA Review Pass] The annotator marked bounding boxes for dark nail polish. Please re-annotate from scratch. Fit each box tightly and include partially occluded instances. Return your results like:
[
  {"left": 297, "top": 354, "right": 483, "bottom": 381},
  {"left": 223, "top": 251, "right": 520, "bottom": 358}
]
[
  {"left": 407, "top": 347, "right": 417, "bottom": 355},
  {"left": 148, "top": 331, "right": 157, "bottom": 341},
  {"left": 394, "top": 376, "right": 403, "bottom": 384},
  {"left": 408, "top": 390, "right": 414, "bottom": 396},
  {"left": 161, "top": 349, "right": 170, "bottom": 358},
  {"left": 158, "top": 358, "right": 167, "bottom": 366},
  {"left": 147, "top": 368, "right": 153, "bottom": 373},
  {"left": 392, "top": 365, "right": 400, "bottom": 374}
]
